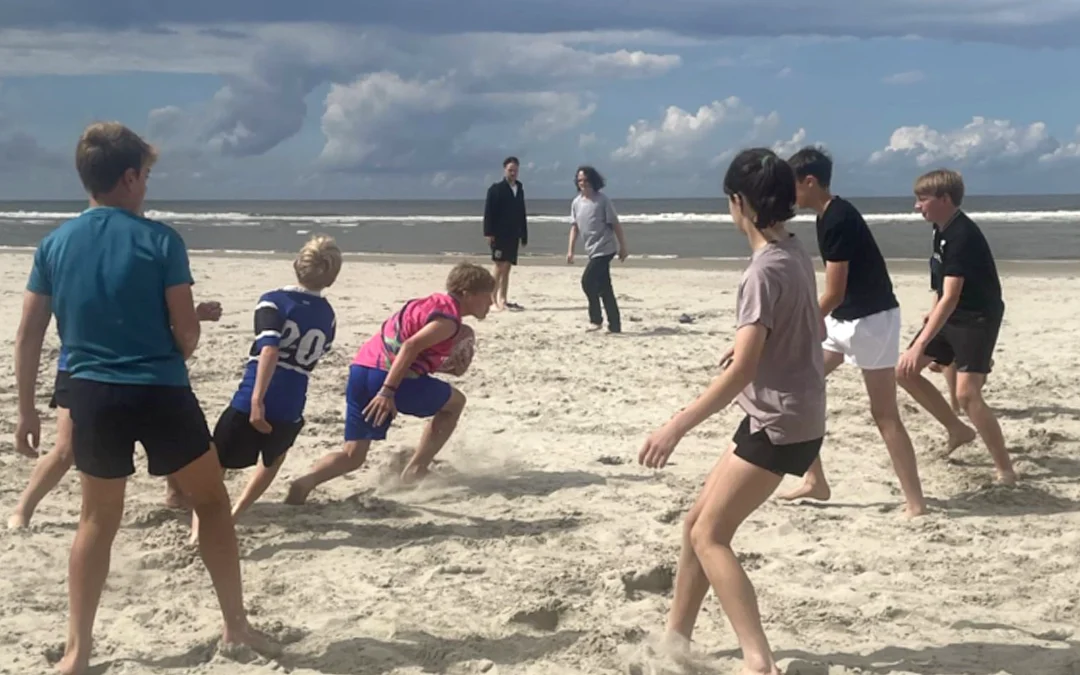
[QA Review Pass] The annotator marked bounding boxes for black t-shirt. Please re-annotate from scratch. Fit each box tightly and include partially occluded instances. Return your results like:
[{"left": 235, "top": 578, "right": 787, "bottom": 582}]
[
  {"left": 816, "top": 197, "right": 899, "bottom": 321},
  {"left": 931, "top": 211, "right": 1004, "bottom": 319}
]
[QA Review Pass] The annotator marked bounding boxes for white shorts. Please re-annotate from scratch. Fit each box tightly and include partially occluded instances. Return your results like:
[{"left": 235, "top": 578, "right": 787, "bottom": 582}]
[{"left": 822, "top": 307, "right": 901, "bottom": 371}]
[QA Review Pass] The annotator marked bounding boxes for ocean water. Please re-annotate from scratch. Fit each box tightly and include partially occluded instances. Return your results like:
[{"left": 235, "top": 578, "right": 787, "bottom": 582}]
[{"left": 2, "top": 194, "right": 1080, "bottom": 261}]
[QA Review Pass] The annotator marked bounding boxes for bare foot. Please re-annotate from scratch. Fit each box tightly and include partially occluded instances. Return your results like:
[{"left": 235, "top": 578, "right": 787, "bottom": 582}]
[
  {"left": 946, "top": 425, "right": 978, "bottom": 454},
  {"left": 996, "top": 470, "right": 1017, "bottom": 486},
  {"left": 400, "top": 465, "right": 431, "bottom": 485},
  {"left": 7, "top": 512, "right": 29, "bottom": 530},
  {"left": 778, "top": 480, "right": 831, "bottom": 502},
  {"left": 738, "top": 667, "right": 781, "bottom": 675},
  {"left": 55, "top": 647, "right": 90, "bottom": 675},
  {"left": 164, "top": 490, "right": 189, "bottom": 511},
  {"left": 284, "top": 480, "right": 313, "bottom": 505},
  {"left": 904, "top": 502, "right": 929, "bottom": 518},
  {"left": 220, "top": 623, "right": 282, "bottom": 660},
  {"left": 585, "top": 323, "right": 602, "bottom": 332}
]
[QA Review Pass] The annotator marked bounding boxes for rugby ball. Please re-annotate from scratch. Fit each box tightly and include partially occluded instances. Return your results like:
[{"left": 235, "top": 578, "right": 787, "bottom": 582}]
[{"left": 438, "top": 324, "right": 475, "bottom": 376}]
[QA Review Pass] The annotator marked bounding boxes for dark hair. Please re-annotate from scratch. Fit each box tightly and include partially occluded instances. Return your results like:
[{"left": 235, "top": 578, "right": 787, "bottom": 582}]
[
  {"left": 787, "top": 145, "right": 832, "bottom": 187},
  {"left": 503, "top": 156, "right": 519, "bottom": 167},
  {"left": 75, "top": 121, "right": 157, "bottom": 196},
  {"left": 575, "top": 165, "right": 605, "bottom": 192},
  {"left": 722, "top": 148, "right": 796, "bottom": 229}
]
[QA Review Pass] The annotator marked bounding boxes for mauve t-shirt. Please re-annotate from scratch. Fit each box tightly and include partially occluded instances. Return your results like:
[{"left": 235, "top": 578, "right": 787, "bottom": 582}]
[{"left": 734, "top": 234, "right": 826, "bottom": 445}]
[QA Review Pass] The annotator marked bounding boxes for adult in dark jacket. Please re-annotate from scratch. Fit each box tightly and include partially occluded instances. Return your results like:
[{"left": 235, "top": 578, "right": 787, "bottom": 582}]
[{"left": 483, "top": 156, "right": 528, "bottom": 310}]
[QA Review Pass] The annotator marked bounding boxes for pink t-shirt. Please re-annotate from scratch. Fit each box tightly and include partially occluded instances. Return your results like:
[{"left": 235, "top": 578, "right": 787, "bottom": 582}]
[{"left": 353, "top": 293, "right": 462, "bottom": 376}]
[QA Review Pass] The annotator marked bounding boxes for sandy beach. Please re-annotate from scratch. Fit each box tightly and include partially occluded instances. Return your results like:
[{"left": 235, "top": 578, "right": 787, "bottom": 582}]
[{"left": 1, "top": 249, "right": 1079, "bottom": 675}]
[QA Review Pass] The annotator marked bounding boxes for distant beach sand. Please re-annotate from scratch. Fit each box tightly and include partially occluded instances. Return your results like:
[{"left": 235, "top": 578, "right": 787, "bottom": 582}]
[{"left": 1, "top": 251, "right": 1079, "bottom": 674}]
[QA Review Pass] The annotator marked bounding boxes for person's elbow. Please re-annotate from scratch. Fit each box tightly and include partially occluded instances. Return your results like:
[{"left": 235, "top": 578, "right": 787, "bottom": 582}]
[{"left": 172, "top": 323, "right": 201, "bottom": 359}]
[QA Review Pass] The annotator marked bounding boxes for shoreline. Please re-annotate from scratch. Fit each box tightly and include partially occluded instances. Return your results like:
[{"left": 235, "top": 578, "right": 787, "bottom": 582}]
[{"left": 3, "top": 246, "right": 1076, "bottom": 277}]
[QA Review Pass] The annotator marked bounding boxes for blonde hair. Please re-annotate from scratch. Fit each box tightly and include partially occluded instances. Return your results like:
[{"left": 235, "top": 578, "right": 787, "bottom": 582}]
[
  {"left": 446, "top": 262, "right": 495, "bottom": 296},
  {"left": 914, "top": 168, "right": 965, "bottom": 206},
  {"left": 294, "top": 235, "right": 342, "bottom": 291},
  {"left": 75, "top": 122, "right": 157, "bottom": 196}
]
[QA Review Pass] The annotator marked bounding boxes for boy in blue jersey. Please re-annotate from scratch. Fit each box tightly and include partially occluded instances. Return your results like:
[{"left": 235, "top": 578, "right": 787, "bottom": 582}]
[
  {"left": 12, "top": 122, "right": 273, "bottom": 674},
  {"left": 189, "top": 235, "right": 341, "bottom": 543}
]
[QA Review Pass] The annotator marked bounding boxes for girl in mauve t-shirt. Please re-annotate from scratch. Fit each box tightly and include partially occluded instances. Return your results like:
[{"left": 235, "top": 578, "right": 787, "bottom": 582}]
[{"left": 638, "top": 148, "right": 825, "bottom": 675}]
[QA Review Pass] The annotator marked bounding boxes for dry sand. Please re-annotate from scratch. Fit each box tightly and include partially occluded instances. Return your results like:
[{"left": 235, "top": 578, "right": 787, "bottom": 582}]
[{"left": 1, "top": 250, "right": 1079, "bottom": 675}]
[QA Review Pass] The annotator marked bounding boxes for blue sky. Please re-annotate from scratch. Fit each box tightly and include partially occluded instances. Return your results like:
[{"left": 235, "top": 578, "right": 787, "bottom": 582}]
[{"left": 1, "top": 1, "right": 1079, "bottom": 200}]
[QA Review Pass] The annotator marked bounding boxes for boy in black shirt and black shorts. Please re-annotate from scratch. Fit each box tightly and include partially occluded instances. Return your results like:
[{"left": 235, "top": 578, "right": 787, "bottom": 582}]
[
  {"left": 783, "top": 147, "right": 927, "bottom": 516},
  {"left": 897, "top": 169, "right": 1015, "bottom": 485}
]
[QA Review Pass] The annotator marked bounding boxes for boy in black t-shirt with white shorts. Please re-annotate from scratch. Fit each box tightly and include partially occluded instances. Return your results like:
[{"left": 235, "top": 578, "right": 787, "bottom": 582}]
[
  {"left": 897, "top": 169, "right": 1015, "bottom": 485},
  {"left": 784, "top": 147, "right": 927, "bottom": 516}
]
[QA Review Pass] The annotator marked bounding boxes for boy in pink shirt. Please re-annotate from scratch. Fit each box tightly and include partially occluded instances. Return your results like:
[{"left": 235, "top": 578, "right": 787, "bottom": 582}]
[{"left": 285, "top": 263, "right": 494, "bottom": 503}]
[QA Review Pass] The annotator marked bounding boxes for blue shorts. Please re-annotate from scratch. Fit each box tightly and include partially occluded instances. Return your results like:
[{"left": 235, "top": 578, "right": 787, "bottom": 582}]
[{"left": 344, "top": 364, "right": 452, "bottom": 441}]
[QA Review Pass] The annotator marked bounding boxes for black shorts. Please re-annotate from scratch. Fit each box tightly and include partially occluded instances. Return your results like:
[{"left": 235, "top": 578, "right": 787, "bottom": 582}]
[
  {"left": 732, "top": 416, "right": 822, "bottom": 477},
  {"left": 49, "top": 370, "right": 72, "bottom": 410},
  {"left": 914, "top": 309, "right": 1001, "bottom": 374},
  {"left": 67, "top": 378, "right": 212, "bottom": 479},
  {"left": 490, "top": 238, "right": 519, "bottom": 265},
  {"left": 212, "top": 405, "right": 304, "bottom": 470}
]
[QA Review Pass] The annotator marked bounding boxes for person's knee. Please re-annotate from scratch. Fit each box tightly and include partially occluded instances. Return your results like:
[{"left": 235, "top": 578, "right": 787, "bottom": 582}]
[
  {"left": 441, "top": 388, "right": 467, "bottom": 416},
  {"left": 689, "top": 515, "right": 732, "bottom": 555},
  {"left": 956, "top": 383, "right": 984, "bottom": 412},
  {"left": 343, "top": 441, "right": 370, "bottom": 467},
  {"left": 869, "top": 396, "right": 901, "bottom": 425}
]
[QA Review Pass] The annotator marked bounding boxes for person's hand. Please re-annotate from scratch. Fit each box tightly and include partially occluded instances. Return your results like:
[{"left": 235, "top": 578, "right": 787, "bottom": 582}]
[
  {"left": 638, "top": 421, "right": 684, "bottom": 469},
  {"left": 196, "top": 301, "right": 223, "bottom": 322},
  {"left": 618, "top": 246, "right": 629, "bottom": 262},
  {"left": 897, "top": 345, "right": 924, "bottom": 380},
  {"left": 363, "top": 388, "right": 398, "bottom": 427},
  {"left": 487, "top": 236, "right": 495, "bottom": 245},
  {"left": 249, "top": 401, "right": 272, "bottom": 434},
  {"left": 566, "top": 252, "right": 574, "bottom": 264},
  {"left": 14, "top": 409, "right": 41, "bottom": 458},
  {"left": 718, "top": 346, "right": 734, "bottom": 370}
]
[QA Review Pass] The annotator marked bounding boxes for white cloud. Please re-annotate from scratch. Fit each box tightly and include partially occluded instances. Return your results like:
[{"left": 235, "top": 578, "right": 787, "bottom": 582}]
[
  {"left": 776, "top": 66, "right": 793, "bottom": 78},
  {"left": 1038, "top": 126, "right": 1080, "bottom": 163},
  {"left": 612, "top": 96, "right": 756, "bottom": 164},
  {"left": 579, "top": 133, "right": 598, "bottom": 148},
  {"left": 882, "top": 70, "right": 925, "bottom": 85},
  {"left": 868, "top": 116, "right": 1066, "bottom": 167},
  {"left": 771, "top": 128, "right": 808, "bottom": 156}
]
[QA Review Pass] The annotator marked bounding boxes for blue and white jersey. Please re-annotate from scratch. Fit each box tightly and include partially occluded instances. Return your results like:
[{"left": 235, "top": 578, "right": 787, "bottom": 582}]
[{"left": 229, "top": 286, "right": 336, "bottom": 423}]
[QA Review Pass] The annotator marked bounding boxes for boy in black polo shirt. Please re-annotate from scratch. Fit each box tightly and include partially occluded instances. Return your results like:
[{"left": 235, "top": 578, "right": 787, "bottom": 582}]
[
  {"left": 897, "top": 169, "right": 1015, "bottom": 485},
  {"left": 783, "top": 147, "right": 927, "bottom": 517}
]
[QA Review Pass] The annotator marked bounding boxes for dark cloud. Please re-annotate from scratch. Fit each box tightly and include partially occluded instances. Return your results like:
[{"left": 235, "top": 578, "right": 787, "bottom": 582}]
[{"left": 3, "top": 1, "right": 1080, "bottom": 47}]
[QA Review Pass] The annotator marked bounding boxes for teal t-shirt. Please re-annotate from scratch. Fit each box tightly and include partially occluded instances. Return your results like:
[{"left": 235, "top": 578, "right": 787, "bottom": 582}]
[{"left": 27, "top": 206, "right": 194, "bottom": 387}]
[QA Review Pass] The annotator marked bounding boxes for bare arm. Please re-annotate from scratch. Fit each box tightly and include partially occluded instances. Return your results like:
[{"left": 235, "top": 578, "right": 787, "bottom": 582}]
[
  {"left": 914, "top": 276, "right": 963, "bottom": 348},
  {"left": 381, "top": 318, "right": 458, "bottom": 393},
  {"left": 165, "top": 283, "right": 201, "bottom": 359},
  {"left": 15, "top": 292, "right": 52, "bottom": 415},
  {"left": 819, "top": 261, "right": 849, "bottom": 318},
  {"left": 251, "top": 345, "right": 279, "bottom": 408},
  {"left": 567, "top": 223, "right": 579, "bottom": 259},
  {"left": 613, "top": 219, "right": 628, "bottom": 258}
]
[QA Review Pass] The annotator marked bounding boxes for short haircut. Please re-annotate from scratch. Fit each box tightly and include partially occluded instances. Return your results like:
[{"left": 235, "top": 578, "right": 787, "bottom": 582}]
[
  {"left": 446, "top": 262, "right": 496, "bottom": 296},
  {"left": 722, "top": 148, "right": 797, "bottom": 229},
  {"left": 575, "top": 165, "right": 605, "bottom": 192},
  {"left": 503, "top": 156, "right": 519, "bottom": 167},
  {"left": 293, "top": 234, "right": 343, "bottom": 291},
  {"left": 75, "top": 122, "right": 158, "bottom": 196},
  {"left": 914, "top": 169, "right": 965, "bottom": 206},
  {"left": 787, "top": 145, "right": 833, "bottom": 188}
]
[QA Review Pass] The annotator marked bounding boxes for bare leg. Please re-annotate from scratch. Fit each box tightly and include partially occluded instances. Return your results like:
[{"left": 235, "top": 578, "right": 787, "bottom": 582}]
[
  {"left": 188, "top": 467, "right": 226, "bottom": 546},
  {"left": 897, "top": 358, "right": 977, "bottom": 452},
  {"left": 233, "top": 454, "right": 287, "bottom": 519},
  {"left": 164, "top": 475, "right": 188, "bottom": 510},
  {"left": 492, "top": 262, "right": 509, "bottom": 310},
  {"left": 667, "top": 446, "right": 734, "bottom": 644},
  {"left": 863, "top": 368, "right": 927, "bottom": 517},
  {"left": 55, "top": 474, "right": 127, "bottom": 675},
  {"left": 401, "top": 388, "right": 467, "bottom": 482},
  {"left": 9, "top": 408, "right": 75, "bottom": 529},
  {"left": 955, "top": 373, "right": 1015, "bottom": 484},
  {"left": 778, "top": 350, "right": 844, "bottom": 502},
  {"left": 170, "top": 447, "right": 278, "bottom": 655},
  {"left": 944, "top": 364, "right": 960, "bottom": 414},
  {"left": 285, "top": 440, "right": 371, "bottom": 505},
  {"left": 688, "top": 449, "right": 785, "bottom": 675},
  {"left": 500, "top": 262, "right": 512, "bottom": 307}
]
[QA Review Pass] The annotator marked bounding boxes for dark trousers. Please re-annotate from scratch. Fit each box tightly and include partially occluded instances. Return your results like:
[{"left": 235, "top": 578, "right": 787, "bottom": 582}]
[{"left": 581, "top": 253, "right": 620, "bottom": 331}]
